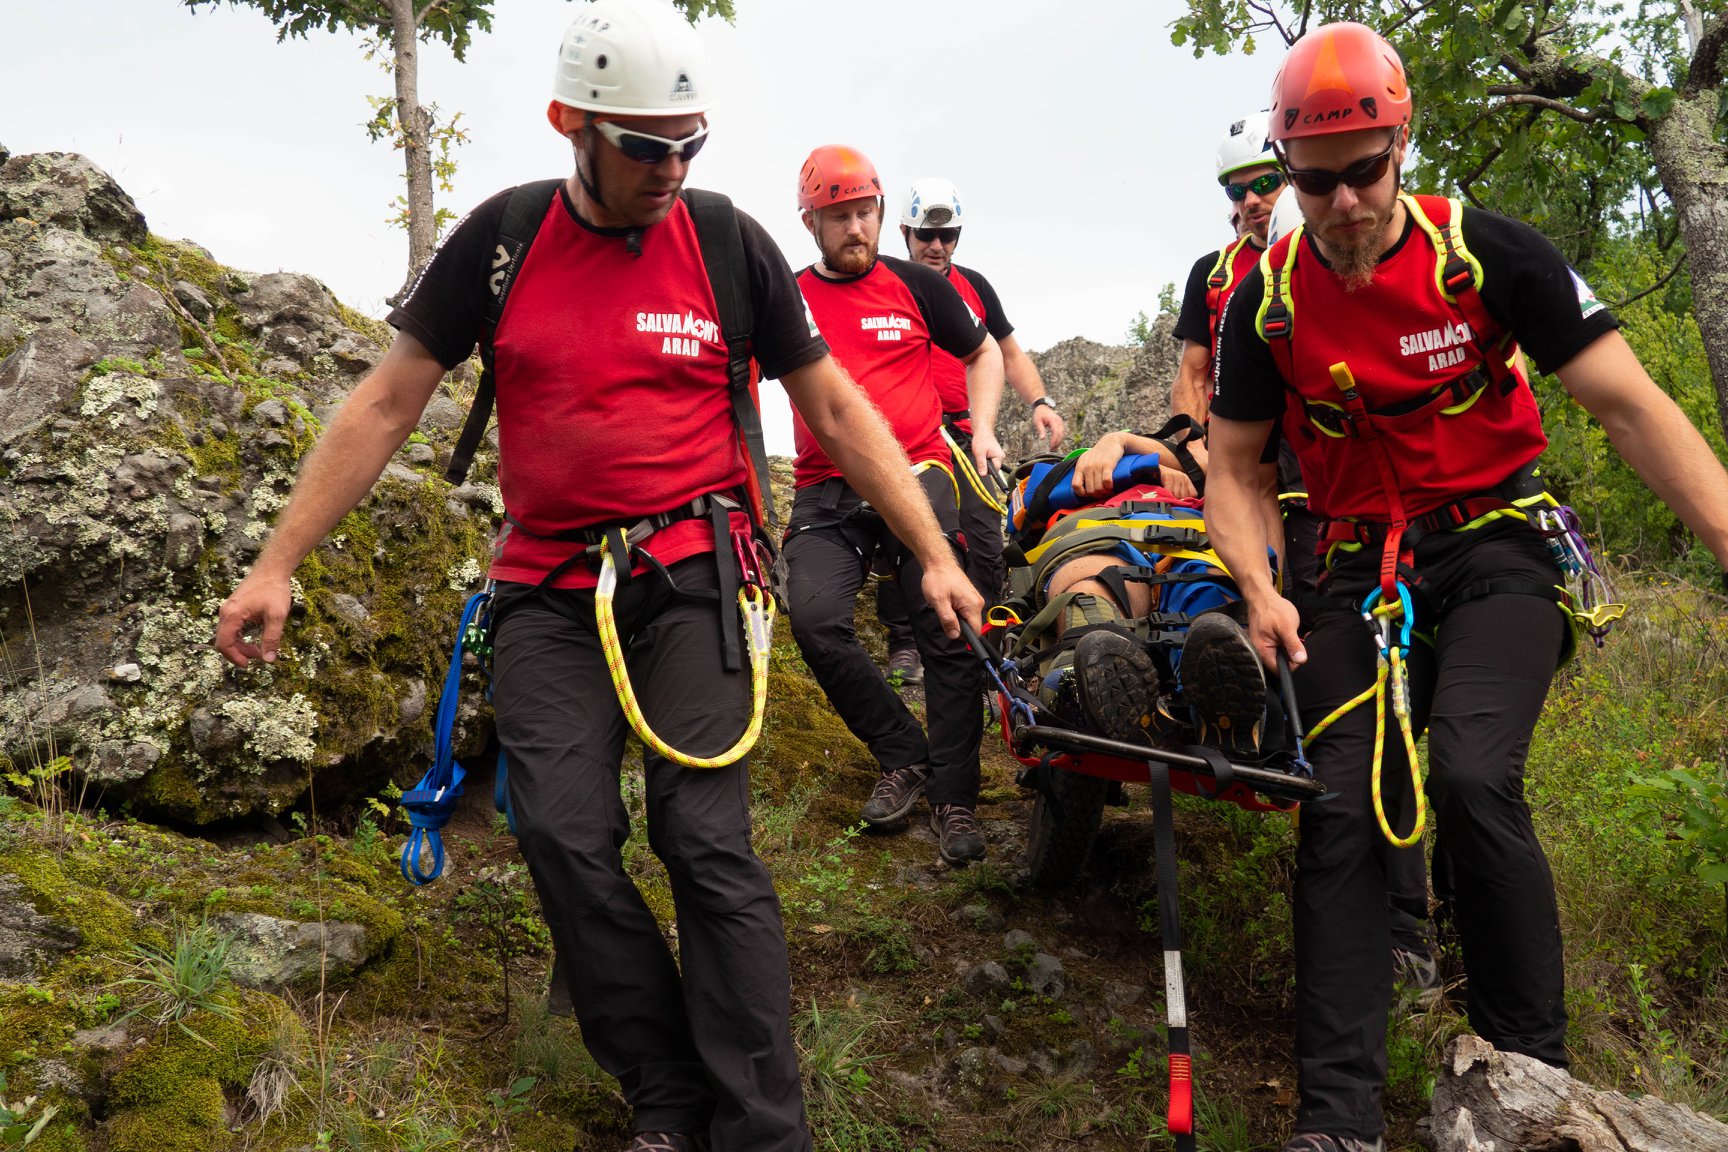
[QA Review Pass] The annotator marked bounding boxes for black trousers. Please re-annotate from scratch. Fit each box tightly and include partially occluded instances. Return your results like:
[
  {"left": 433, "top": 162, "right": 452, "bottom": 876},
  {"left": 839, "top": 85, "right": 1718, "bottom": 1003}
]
[
  {"left": 783, "top": 469, "right": 984, "bottom": 806},
  {"left": 880, "top": 444, "right": 1006, "bottom": 650},
  {"left": 491, "top": 559, "right": 810, "bottom": 1152},
  {"left": 1286, "top": 491, "right": 1430, "bottom": 959},
  {"left": 1291, "top": 522, "right": 1568, "bottom": 1140}
]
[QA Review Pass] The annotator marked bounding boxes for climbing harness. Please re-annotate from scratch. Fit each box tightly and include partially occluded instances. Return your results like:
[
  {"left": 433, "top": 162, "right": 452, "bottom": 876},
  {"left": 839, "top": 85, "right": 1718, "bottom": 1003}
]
[
  {"left": 399, "top": 588, "right": 506, "bottom": 885},
  {"left": 593, "top": 520, "right": 776, "bottom": 769}
]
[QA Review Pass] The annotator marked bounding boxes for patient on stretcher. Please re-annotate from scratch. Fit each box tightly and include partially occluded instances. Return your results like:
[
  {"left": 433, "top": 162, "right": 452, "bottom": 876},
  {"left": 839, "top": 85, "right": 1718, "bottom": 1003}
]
[{"left": 1000, "top": 431, "right": 1280, "bottom": 760}]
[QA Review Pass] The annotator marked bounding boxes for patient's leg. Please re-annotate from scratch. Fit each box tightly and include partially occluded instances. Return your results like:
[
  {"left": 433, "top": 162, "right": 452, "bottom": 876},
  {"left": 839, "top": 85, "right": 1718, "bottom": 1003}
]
[{"left": 1044, "top": 556, "right": 1154, "bottom": 634}]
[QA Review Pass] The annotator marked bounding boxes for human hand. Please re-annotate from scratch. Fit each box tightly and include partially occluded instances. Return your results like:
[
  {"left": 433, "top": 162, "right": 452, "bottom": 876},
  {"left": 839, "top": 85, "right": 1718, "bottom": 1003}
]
[
  {"left": 1032, "top": 405, "right": 1066, "bottom": 451},
  {"left": 971, "top": 428, "right": 1006, "bottom": 477},
  {"left": 921, "top": 560, "right": 984, "bottom": 639},
  {"left": 1245, "top": 594, "right": 1304, "bottom": 672},
  {"left": 1160, "top": 465, "right": 1197, "bottom": 500},
  {"left": 214, "top": 570, "right": 294, "bottom": 667},
  {"left": 1071, "top": 432, "right": 1126, "bottom": 499}
]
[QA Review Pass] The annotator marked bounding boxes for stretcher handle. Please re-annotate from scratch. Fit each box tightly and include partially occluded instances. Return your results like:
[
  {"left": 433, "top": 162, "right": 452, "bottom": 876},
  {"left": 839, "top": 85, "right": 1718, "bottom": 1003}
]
[{"left": 1016, "top": 725, "right": 1330, "bottom": 802}]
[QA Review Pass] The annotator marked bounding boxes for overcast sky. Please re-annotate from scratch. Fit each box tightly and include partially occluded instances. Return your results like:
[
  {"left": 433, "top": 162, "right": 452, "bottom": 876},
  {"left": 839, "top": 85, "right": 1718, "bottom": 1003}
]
[{"left": 3, "top": 0, "right": 1278, "bottom": 451}]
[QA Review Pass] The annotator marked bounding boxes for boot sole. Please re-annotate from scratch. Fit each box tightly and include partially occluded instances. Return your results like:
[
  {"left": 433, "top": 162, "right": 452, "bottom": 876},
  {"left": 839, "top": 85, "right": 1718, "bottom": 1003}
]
[
  {"left": 1181, "top": 613, "right": 1266, "bottom": 757},
  {"left": 1074, "top": 631, "right": 1165, "bottom": 745}
]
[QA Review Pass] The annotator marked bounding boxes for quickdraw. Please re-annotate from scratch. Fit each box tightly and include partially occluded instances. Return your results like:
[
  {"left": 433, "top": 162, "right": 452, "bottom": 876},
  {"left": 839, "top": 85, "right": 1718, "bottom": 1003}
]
[
  {"left": 1532, "top": 504, "right": 1625, "bottom": 646},
  {"left": 594, "top": 525, "right": 775, "bottom": 769}
]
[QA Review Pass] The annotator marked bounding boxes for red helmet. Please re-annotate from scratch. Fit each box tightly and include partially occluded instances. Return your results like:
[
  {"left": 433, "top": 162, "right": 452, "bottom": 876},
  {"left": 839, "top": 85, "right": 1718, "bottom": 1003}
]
[
  {"left": 1269, "top": 22, "right": 1411, "bottom": 143},
  {"left": 797, "top": 145, "right": 882, "bottom": 211}
]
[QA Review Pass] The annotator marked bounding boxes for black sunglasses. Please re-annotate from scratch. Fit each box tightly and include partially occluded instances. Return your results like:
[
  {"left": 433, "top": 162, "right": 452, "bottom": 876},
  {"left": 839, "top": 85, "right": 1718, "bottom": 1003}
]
[
  {"left": 594, "top": 120, "right": 709, "bottom": 166},
  {"left": 1278, "top": 134, "right": 1398, "bottom": 196},
  {"left": 1224, "top": 171, "right": 1285, "bottom": 202},
  {"left": 913, "top": 227, "right": 960, "bottom": 244}
]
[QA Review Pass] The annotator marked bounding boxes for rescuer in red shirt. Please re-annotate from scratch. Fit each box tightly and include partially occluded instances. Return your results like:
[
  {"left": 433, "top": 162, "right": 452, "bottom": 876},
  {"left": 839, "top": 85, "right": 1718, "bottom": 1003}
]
[
  {"left": 214, "top": 8, "right": 981, "bottom": 1151},
  {"left": 1201, "top": 23, "right": 1728, "bottom": 1151},
  {"left": 783, "top": 144, "right": 1006, "bottom": 865}
]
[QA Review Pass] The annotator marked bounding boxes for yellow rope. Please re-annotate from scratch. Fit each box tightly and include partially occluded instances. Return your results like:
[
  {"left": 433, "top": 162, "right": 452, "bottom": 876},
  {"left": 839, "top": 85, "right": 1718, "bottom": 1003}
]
[
  {"left": 941, "top": 426, "right": 1007, "bottom": 514},
  {"left": 1302, "top": 605, "right": 1427, "bottom": 848},
  {"left": 594, "top": 548, "right": 773, "bottom": 769}
]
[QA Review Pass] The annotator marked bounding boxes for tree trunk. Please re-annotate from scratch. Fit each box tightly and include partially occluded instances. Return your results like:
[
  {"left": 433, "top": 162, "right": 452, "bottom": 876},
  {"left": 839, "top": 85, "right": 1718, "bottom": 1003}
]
[
  {"left": 1647, "top": 87, "right": 1728, "bottom": 442},
  {"left": 388, "top": 0, "right": 436, "bottom": 293},
  {"left": 1432, "top": 1034, "right": 1728, "bottom": 1151}
]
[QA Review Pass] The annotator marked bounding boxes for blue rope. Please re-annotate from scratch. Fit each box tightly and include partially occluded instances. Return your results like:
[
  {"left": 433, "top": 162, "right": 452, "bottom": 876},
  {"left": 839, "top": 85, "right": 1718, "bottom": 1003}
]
[{"left": 399, "top": 590, "right": 492, "bottom": 885}]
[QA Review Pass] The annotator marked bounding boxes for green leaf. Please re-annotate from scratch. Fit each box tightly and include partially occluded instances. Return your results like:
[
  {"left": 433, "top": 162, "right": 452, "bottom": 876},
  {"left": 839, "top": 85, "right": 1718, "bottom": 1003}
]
[{"left": 1641, "top": 87, "right": 1676, "bottom": 120}]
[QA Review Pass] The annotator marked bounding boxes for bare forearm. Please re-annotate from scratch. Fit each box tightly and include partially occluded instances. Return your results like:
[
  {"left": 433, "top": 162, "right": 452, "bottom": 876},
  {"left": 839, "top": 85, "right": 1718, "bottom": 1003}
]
[
  {"left": 965, "top": 335, "right": 1005, "bottom": 436},
  {"left": 1204, "top": 419, "right": 1281, "bottom": 604},
  {"left": 785, "top": 361, "right": 956, "bottom": 571},
  {"left": 1171, "top": 341, "right": 1212, "bottom": 423}
]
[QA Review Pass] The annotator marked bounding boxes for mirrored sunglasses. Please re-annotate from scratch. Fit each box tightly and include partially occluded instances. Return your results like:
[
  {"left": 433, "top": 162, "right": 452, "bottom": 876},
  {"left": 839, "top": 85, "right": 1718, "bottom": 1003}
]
[
  {"left": 594, "top": 120, "right": 709, "bottom": 165},
  {"left": 1224, "top": 171, "right": 1286, "bottom": 202}
]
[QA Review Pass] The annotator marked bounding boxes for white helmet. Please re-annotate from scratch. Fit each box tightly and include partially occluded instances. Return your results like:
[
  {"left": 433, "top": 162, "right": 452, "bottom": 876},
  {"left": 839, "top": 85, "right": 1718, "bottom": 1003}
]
[
  {"left": 552, "top": 0, "right": 712, "bottom": 117},
  {"left": 901, "top": 177, "right": 964, "bottom": 229},
  {"left": 1267, "top": 190, "right": 1306, "bottom": 247},
  {"left": 1216, "top": 111, "right": 1275, "bottom": 185}
]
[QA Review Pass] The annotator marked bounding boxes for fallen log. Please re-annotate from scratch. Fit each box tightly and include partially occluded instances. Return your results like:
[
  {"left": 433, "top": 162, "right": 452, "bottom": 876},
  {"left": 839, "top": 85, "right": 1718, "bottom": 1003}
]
[{"left": 1431, "top": 1034, "right": 1728, "bottom": 1152}]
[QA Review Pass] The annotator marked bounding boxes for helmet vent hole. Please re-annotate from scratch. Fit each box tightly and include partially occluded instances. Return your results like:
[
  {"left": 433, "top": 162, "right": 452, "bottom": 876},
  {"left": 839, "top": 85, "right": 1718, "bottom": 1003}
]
[{"left": 596, "top": 54, "right": 608, "bottom": 69}]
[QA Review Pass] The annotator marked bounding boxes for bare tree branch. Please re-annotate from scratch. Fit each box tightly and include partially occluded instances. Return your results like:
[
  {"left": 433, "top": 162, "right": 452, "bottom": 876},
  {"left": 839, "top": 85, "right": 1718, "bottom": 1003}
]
[
  {"left": 1609, "top": 254, "right": 1686, "bottom": 309},
  {"left": 1498, "top": 93, "right": 1604, "bottom": 122}
]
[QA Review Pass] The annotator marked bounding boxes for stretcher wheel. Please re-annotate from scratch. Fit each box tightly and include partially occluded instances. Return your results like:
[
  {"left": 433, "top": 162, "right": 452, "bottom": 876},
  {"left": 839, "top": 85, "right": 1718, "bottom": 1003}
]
[{"left": 1026, "top": 769, "right": 1109, "bottom": 890}]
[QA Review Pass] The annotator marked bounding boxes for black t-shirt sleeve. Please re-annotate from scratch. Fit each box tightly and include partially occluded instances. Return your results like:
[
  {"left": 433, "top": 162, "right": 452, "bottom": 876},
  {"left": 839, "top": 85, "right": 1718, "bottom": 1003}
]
[
  {"left": 736, "top": 208, "right": 830, "bottom": 379},
  {"left": 956, "top": 265, "right": 1014, "bottom": 340},
  {"left": 1461, "top": 206, "right": 1620, "bottom": 375},
  {"left": 888, "top": 256, "right": 988, "bottom": 360},
  {"left": 1172, "top": 251, "right": 1221, "bottom": 345},
  {"left": 1209, "top": 262, "right": 1287, "bottom": 423},
  {"left": 388, "top": 187, "right": 517, "bottom": 369}
]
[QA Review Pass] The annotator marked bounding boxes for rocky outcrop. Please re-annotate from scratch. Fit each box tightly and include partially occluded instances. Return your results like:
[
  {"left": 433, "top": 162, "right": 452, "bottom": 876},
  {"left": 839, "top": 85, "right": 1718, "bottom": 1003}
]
[
  {"left": 0, "top": 151, "right": 493, "bottom": 822},
  {"left": 1011, "top": 314, "right": 1181, "bottom": 463}
]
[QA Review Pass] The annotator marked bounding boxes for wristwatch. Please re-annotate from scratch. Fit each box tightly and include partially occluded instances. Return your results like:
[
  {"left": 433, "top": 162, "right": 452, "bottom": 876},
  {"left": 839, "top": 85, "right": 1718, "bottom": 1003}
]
[{"left": 1030, "top": 396, "right": 1058, "bottom": 414}]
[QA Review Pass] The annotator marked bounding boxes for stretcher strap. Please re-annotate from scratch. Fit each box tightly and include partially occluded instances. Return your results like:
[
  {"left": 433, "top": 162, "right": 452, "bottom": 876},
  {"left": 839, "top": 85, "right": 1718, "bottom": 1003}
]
[{"left": 1148, "top": 755, "right": 1196, "bottom": 1149}]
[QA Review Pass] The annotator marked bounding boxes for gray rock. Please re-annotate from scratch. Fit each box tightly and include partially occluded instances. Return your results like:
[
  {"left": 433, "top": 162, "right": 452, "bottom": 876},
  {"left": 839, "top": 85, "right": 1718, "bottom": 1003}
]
[
  {"left": 397, "top": 678, "right": 427, "bottom": 727},
  {"left": 948, "top": 903, "right": 1004, "bottom": 932},
  {"left": 70, "top": 1023, "right": 132, "bottom": 1052},
  {"left": 328, "top": 593, "right": 371, "bottom": 626},
  {"left": 990, "top": 1051, "right": 1028, "bottom": 1076},
  {"left": 1103, "top": 980, "right": 1145, "bottom": 1011},
  {"left": 1026, "top": 952, "right": 1067, "bottom": 999},
  {"left": 404, "top": 442, "right": 435, "bottom": 465},
  {"left": 0, "top": 873, "right": 82, "bottom": 981},
  {"left": 110, "top": 662, "right": 143, "bottom": 682},
  {"left": 1004, "top": 928, "right": 1038, "bottom": 953},
  {"left": 215, "top": 911, "right": 376, "bottom": 988},
  {"left": 952, "top": 1046, "right": 993, "bottom": 1092},
  {"left": 172, "top": 279, "right": 213, "bottom": 320},
  {"left": 961, "top": 960, "right": 1011, "bottom": 997},
  {"left": 0, "top": 152, "right": 147, "bottom": 244},
  {"left": 0, "top": 327, "right": 99, "bottom": 446},
  {"left": 1065, "top": 1039, "right": 1099, "bottom": 1076},
  {"left": 981, "top": 1014, "right": 1005, "bottom": 1043},
  {"left": 91, "top": 740, "right": 161, "bottom": 781},
  {"left": 251, "top": 398, "right": 290, "bottom": 426},
  {"left": 164, "top": 512, "right": 205, "bottom": 570},
  {"left": 420, "top": 392, "right": 467, "bottom": 433}
]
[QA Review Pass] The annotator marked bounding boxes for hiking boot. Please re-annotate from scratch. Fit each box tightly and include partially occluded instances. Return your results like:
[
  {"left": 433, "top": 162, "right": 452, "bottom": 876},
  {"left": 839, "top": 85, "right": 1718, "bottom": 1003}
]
[
  {"left": 1180, "top": 612, "right": 1266, "bottom": 757},
  {"left": 1280, "top": 1134, "right": 1384, "bottom": 1152},
  {"left": 1074, "top": 629, "right": 1175, "bottom": 745},
  {"left": 624, "top": 1134, "right": 707, "bottom": 1152},
  {"left": 930, "top": 803, "right": 987, "bottom": 865},
  {"left": 886, "top": 647, "right": 924, "bottom": 686},
  {"left": 1393, "top": 945, "right": 1443, "bottom": 1009},
  {"left": 860, "top": 764, "right": 930, "bottom": 827}
]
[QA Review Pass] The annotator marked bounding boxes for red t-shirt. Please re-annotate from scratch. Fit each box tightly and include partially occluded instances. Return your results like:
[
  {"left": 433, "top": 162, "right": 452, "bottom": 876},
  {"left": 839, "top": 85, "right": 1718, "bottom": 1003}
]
[
  {"left": 391, "top": 185, "right": 827, "bottom": 587},
  {"left": 929, "top": 264, "right": 1015, "bottom": 431},
  {"left": 793, "top": 254, "right": 985, "bottom": 488}
]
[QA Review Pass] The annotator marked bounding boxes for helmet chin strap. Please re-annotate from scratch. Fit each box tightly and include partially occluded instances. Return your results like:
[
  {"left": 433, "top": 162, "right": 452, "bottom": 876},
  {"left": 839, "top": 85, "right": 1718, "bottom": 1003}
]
[{"left": 574, "top": 118, "right": 608, "bottom": 213}]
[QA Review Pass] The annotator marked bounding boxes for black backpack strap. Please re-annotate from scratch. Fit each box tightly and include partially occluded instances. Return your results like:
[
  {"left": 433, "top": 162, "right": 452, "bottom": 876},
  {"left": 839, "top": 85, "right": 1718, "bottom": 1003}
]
[
  {"left": 445, "top": 178, "right": 565, "bottom": 485},
  {"left": 683, "top": 187, "right": 774, "bottom": 531}
]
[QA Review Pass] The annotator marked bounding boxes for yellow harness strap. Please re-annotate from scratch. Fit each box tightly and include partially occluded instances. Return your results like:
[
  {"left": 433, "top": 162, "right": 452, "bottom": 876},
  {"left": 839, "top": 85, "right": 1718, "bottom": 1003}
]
[{"left": 594, "top": 544, "right": 774, "bottom": 769}]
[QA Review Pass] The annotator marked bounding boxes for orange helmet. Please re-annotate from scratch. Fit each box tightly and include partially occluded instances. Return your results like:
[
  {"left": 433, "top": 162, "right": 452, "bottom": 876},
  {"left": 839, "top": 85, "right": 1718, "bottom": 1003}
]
[
  {"left": 797, "top": 145, "right": 882, "bottom": 211},
  {"left": 1269, "top": 22, "right": 1411, "bottom": 143}
]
